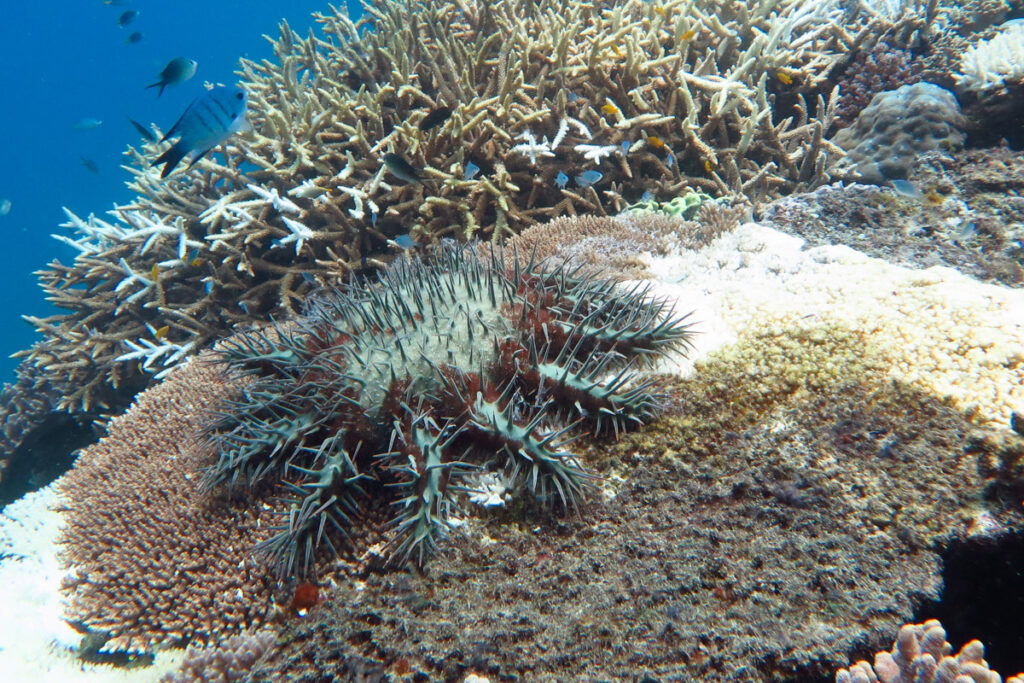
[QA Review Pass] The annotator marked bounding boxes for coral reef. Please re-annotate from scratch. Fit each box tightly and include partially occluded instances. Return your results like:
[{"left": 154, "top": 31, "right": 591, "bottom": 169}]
[
  {"left": 205, "top": 242, "right": 693, "bottom": 575},
  {"left": 830, "top": 82, "right": 966, "bottom": 183},
  {"left": 12, "top": 0, "right": 906, "bottom": 427},
  {"left": 245, "top": 322, "right": 1015, "bottom": 681},
  {"left": 758, "top": 147, "right": 1024, "bottom": 286},
  {"left": 159, "top": 629, "right": 277, "bottom": 683},
  {"left": 835, "top": 619, "right": 1024, "bottom": 683},
  {"left": 954, "top": 20, "right": 1024, "bottom": 93},
  {"left": 970, "top": 423, "right": 1024, "bottom": 496},
  {"left": 58, "top": 357, "right": 281, "bottom": 654},
  {"left": 833, "top": 42, "right": 922, "bottom": 126}
]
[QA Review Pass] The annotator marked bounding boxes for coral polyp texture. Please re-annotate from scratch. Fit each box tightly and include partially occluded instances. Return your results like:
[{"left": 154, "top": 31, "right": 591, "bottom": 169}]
[{"left": 207, "top": 242, "right": 693, "bottom": 575}]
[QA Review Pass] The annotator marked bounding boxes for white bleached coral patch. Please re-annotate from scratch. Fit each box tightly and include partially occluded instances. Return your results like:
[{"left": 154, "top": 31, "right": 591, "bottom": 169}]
[
  {"left": 955, "top": 21, "right": 1024, "bottom": 92},
  {"left": 639, "top": 222, "right": 1024, "bottom": 429}
]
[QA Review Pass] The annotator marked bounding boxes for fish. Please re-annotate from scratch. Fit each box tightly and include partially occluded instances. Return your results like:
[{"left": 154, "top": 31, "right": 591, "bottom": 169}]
[
  {"left": 776, "top": 71, "right": 793, "bottom": 85},
  {"left": 464, "top": 161, "right": 480, "bottom": 180},
  {"left": 389, "top": 234, "right": 418, "bottom": 250},
  {"left": 575, "top": 170, "right": 603, "bottom": 187},
  {"left": 889, "top": 179, "right": 924, "bottom": 200},
  {"left": 555, "top": 171, "right": 569, "bottom": 189},
  {"left": 73, "top": 117, "right": 103, "bottom": 131},
  {"left": 81, "top": 158, "right": 100, "bottom": 175},
  {"left": 155, "top": 85, "right": 249, "bottom": 178},
  {"left": 418, "top": 106, "right": 452, "bottom": 131},
  {"left": 117, "top": 10, "right": 138, "bottom": 27},
  {"left": 154, "top": 325, "right": 169, "bottom": 340},
  {"left": 128, "top": 117, "right": 156, "bottom": 142},
  {"left": 382, "top": 153, "right": 421, "bottom": 183},
  {"left": 601, "top": 103, "right": 620, "bottom": 117},
  {"left": 0, "top": 199, "right": 11, "bottom": 216},
  {"left": 647, "top": 136, "right": 667, "bottom": 150},
  {"left": 146, "top": 58, "right": 198, "bottom": 97},
  {"left": 621, "top": 140, "right": 632, "bottom": 155},
  {"left": 680, "top": 28, "right": 696, "bottom": 40},
  {"left": 126, "top": 31, "right": 143, "bottom": 45}
]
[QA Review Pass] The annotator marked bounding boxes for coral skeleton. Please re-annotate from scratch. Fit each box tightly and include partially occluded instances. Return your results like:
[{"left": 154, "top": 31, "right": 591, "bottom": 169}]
[{"left": 205, "top": 242, "right": 694, "bottom": 575}]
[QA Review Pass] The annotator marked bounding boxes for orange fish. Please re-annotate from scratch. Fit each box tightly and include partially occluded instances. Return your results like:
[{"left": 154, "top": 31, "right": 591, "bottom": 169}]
[
  {"left": 647, "top": 136, "right": 667, "bottom": 150},
  {"left": 601, "top": 103, "right": 620, "bottom": 117},
  {"left": 681, "top": 29, "right": 696, "bottom": 40},
  {"left": 704, "top": 160, "right": 713, "bottom": 172},
  {"left": 655, "top": 6, "right": 667, "bottom": 17},
  {"left": 776, "top": 71, "right": 793, "bottom": 85}
]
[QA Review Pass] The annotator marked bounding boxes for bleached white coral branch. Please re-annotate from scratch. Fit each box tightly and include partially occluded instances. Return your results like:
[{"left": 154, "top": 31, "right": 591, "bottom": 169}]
[
  {"left": 510, "top": 131, "right": 556, "bottom": 165},
  {"left": 274, "top": 216, "right": 314, "bottom": 253},
  {"left": 115, "top": 335, "right": 196, "bottom": 378},
  {"left": 550, "top": 118, "right": 570, "bottom": 149},
  {"left": 574, "top": 144, "right": 619, "bottom": 164},
  {"left": 55, "top": 208, "right": 129, "bottom": 253},
  {"left": 246, "top": 183, "right": 302, "bottom": 215},
  {"left": 956, "top": 22, "right": 1024, "bottom": 92}
]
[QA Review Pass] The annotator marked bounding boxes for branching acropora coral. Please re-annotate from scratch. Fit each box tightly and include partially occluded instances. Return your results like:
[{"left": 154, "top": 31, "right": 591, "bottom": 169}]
[{"left": 205, "top": 242, "right": 694, "bottom": 575}]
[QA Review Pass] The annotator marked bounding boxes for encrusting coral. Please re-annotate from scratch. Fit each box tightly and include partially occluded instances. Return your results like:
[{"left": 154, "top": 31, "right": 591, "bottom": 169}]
[{"left": 6, "top": 0, "right": 918, "bottom": 445}]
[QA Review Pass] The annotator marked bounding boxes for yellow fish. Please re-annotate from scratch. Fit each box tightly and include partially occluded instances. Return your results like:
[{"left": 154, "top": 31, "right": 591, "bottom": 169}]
[
  {"left": 150, "top": 264, "right": 159, "bottom": 281},
  {"left": 647, "top": 136, "right": 667, "bottom": 150},
  {"left": 776, "top": 71, "right": 793, "bottom": 85},
  {"left": 681, "top": 29, "right": 696, "bottom": 40},
  {"left": 704, "top": 160, "right": 713, "bottom": 172},
  {"left": 601, "top": 103, "right": 620, "bottom": 117},
  {"left": 609, "top": 44, "right": 623, "bottom": 58},
  {"left": 154, "top": 325, "right": 170, "bottom": 340}
]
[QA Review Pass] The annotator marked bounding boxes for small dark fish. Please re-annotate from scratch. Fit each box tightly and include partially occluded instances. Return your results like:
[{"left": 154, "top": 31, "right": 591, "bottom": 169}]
[
  {"left": 117, "top": 10, "right": 138, "bottom": 27},
  {"left": 418, "top": 106, "right": 452, "bottom": 132},
  {"left": 146, "top": 57, "right": 198, "bottom": 97},
  {"left": 81, "top": 158, "right": 100, "bottom": 175},
  {"left": 156, "top": 85, "right": 249, "bottom": 178},
  {"left": 126, "top": 31, "right": 143, "bottom": 45},
  {"left": 383, "top": 153, "right": 421, "bottom": 184},
  {"left": 128, "top": 117, "right": 156, "bottom": 142}
]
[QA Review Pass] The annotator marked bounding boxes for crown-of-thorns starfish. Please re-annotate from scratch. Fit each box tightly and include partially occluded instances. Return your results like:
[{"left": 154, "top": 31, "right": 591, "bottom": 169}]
[{"left": 205, "top": 242, "right": 695, "bottom": 576}]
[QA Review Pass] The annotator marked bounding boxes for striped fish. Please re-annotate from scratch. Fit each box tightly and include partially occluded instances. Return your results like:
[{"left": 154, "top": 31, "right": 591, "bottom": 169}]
[{"left": 155, "top": 85, "right": 248, "bottom": 178}]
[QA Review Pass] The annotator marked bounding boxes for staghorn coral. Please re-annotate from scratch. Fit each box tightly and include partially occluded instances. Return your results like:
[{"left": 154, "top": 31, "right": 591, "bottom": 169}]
[
  {"left": 14, "top": 0, "right": 916, "bottom": 424},
  {"left": 835, "top": 619, "right": 1023, "bottom": 683},
  {"left": 205, "top": 241, "right": 693, "bottom": 575}
]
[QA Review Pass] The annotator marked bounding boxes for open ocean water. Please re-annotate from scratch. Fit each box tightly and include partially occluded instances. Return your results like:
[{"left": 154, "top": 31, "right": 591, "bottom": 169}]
[{"left": 0, "top": 0, "right": 362, "bottom": 385}]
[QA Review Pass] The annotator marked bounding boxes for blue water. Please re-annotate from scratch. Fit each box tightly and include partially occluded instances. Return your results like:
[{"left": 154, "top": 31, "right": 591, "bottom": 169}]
[{"left": 0, "top": 0, "right": 362, "bottom": 385}]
